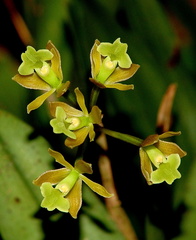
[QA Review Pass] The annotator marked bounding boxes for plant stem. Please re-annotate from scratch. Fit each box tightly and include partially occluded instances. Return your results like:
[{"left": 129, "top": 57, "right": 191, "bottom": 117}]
[
  {"left": 101, "top": 128, "right": 143, "bottom": 147},
  {"left": 89, "top": 86, "right": 100, "bottom": 108}
]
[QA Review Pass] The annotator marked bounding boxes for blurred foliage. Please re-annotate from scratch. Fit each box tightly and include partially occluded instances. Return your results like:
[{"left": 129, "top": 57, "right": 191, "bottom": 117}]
[{"left": 0, "top": 0, "right": 196, "bottom": 239}]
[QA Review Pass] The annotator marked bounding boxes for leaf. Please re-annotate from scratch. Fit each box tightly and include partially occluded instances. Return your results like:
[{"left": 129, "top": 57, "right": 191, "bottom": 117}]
[{"left": 0, "top": 110, "right": 52, "bottom": 240}]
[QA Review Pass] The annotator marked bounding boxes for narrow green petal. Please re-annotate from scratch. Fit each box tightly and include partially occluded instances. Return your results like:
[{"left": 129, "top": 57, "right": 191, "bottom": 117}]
[
  {"left": 66, "top": 179, "right": 82, "bottom": 219},
  {"left": 75, "top": 88, "right": 88, "bottom": 116},
  {"left": 27, "top": 88, "right": 55, "bottom": 113},
  {"left": 80, "top": 174, "right": 113, "bottom": 198},
  {"left": 33, "top": 168, "right": 70, "bottom": 186},
  {"left": 65, "top": 127, "right": 89, "bottom": 149},
  {"left": 12, "top": 73, "right": 51, "bottom": 91},
  {"left": 48, "top": 148, "right": 74, "bottom": 169}
]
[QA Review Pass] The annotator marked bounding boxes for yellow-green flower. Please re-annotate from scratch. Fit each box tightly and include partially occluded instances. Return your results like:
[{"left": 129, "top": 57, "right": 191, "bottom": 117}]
[
  {"left": 12, "top": 41, "right": 70, "bottom": 113},
  {"left": 89, "top": 38, "right": 140, "bottom": 90},
  {"left": 139, "top": 131, "right": 187, "bottom": 185},
  {"left": 33, "top": 149, "right": 113, "bottom": 218},
  {"left": 50, "top": 87, "right": 103, "bottom": 148}
]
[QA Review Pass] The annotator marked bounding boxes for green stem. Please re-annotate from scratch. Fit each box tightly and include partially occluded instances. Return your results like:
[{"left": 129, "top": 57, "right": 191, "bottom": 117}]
[
  {"left": 101, "top": 128, "right": 143, "bottom": 147},
  {"left": 90, "top": 86, "right": 100, "bottom": 108}
]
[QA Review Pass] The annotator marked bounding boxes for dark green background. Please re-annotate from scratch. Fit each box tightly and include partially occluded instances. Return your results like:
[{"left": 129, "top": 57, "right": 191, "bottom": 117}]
[{"left": 0, "top": 0, "right": 195, "bottom": 239}]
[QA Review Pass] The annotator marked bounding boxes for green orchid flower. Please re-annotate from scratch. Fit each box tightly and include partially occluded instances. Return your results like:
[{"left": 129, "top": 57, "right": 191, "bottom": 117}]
[
  {"left": 139, "top": 131, "right": 187, "bottom": 185},
  {"left": 50, "top": 87, "right": 103, "bottom": 148},
  {"left": 89, "top": 38, "right": 140, "bottom": 90},
  {"left": 12, "top": 41, "right": 70, "bottom": 113},
  {"left": 33, "top": 149, "right": 113, "bottom": 218}
]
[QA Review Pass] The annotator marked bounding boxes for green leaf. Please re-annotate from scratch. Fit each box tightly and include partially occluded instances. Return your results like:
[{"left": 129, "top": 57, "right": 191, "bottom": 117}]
[{"left": 0, "top": 110, "right": 52, "bottom": 240}]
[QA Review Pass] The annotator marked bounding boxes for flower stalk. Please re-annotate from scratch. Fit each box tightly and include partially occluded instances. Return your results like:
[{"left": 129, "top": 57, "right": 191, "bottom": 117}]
[{"left": 101, "top": 128, "right": 143, "bottom": 146}]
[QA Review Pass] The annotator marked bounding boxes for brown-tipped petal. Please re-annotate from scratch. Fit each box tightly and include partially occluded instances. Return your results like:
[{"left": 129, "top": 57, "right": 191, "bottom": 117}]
[
  {"left": 74, "top": 160, "right": 93, "bottom": 174},
  {"left": 80, "top": 174, "right": 113, "bottom": 198},
  {"left": 89, "top": 78, "right": 106, "bottom": 88},
  {"left": 48, "top": 148, "right": 74, "bottom": 169},
  {"left": 155, "top": 140, "right": 187, "bottom": 158},
  {"left": 141, "top": 134, "right": 159, "bottom": 147},
  {"left": 12, "top": 73, "right": 51, "bottom": 91},
  {"left": 65, "top": 127, "right": 89, "bottom": 149},
  {"left": 139, "top": 148, "right": 153, "bottom": 185},
  {"left": 90, "top": 39, "right": 102, "bottom": 79},
  {"left": 67, "top": 179, "right": 82, "bottom": 219},
  {"left": 106, "top": 64, "right": 140, "bottom": 84},
  {"left": 49, "top": 101, "right": 83, "bottom": 118},
  {"left": 27, "top": 89, "right": 55, "bottom": 113},
  {"left": 33, "top": 168, "right": 70, "bottom": 186},
  {"left": 159, "top": 131, "right": 181, "bottom": 139},
  {"left": 46, "top": 41, "right": 63, "bottom": 81}
]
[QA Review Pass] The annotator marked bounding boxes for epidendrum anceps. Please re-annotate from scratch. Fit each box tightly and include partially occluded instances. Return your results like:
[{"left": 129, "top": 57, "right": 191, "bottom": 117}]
[
  {"left": 12, "top": 38, "right": 187, "bottom": 219},
  {"left": 33, "top": 149, "right": 113, "bottom": 218},
  {"left": 12, "top": 41, "right": 70, "bottom": 113},
  {"left": 49, "top": 87, "right": 103, "bottom": 148}
]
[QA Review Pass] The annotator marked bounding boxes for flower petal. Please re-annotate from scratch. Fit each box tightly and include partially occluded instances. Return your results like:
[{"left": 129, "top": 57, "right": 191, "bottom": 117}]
[
  {"left": 155, "top": 140, "right": 187, "bottom": 158},
  {"left": 74, "top": 160, "right": 93, "bottom": 174},
  {"left": 12, "top": 73, "right": 51, "bottom": 91},
  {"left": 139, "top": 148, "right": 153, "bottom": 185},
  {"left": 89, "top": 106, "right": 103, "bottom": 126},
  {"left": 46, "top": 41, "right": 63, "bottom": 81},
  {"left": 33, "top": 168, "right": 70, "bottom": 186},
  {"left": 159, "top": 131, "right": 181, "bottom": 139},
  {"left": 66, "top": 179, "right": 82, "bottom": 218},
  {"left": 88, "top": 123, "right": 95, "bottom": 142},
  {"left": 105, "top": 83, "right": 134, "bottom": 91},
  {"left": 65, "top": 127, "right": 89, "bottom": 149},
  {"left": 97, "top": 38, "right": 132, "bottom": 68},
  {"left": 106, "top": 64, "right": 140, "bottom": 84},
  {"left": 40, "top": 182, "right": 70, "bottom": 212},
  {"left": 27, "top": 88, "right": 55, "bottom": 113},
  {"left": 141, "top": 134, "right": 159, "bottom": 147},
  {"left": 75, "top": 88, "right": 88, "bottom": 116},
  {"left": 48, "top": 148, "right": 74, "bottom": 169},
  {"left": 90, "top": 39, "right": 102, "bottom": 79},
  {"left": 49, "top": 102, "right": 83, "bottom": 118},
  {"left": 151, "top": 154, "right": 181, "bottom": 184},
  {"left": 80, "top": 174, "right": 113, "bottom": 198},
  {"left": 56, "top": 81, "right": 70, "bottom": 97}
]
